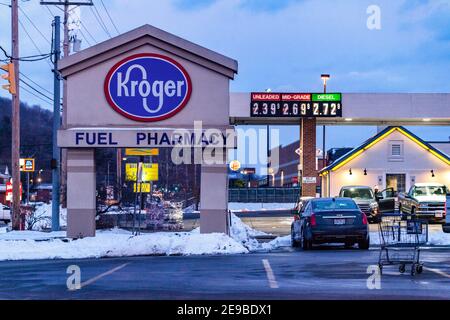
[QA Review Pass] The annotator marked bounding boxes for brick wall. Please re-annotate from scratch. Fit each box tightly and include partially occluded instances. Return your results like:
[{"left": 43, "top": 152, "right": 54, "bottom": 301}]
[{"left": 301, "top": 118, "right": 317, "bottom": 197}]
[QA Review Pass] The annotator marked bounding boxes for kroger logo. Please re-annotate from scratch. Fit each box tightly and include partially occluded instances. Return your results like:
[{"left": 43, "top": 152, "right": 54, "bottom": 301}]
[{"left": 104, "top": 53, "right": 192, "bottom": 122}]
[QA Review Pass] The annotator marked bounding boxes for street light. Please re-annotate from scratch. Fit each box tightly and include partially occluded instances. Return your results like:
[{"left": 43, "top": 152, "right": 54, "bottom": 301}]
[
  {"left": 321, "top": 74, "right": 330, "bottom": 93},
  {"left": 320, "top": 74, "right": 330, "bottom": 197}
]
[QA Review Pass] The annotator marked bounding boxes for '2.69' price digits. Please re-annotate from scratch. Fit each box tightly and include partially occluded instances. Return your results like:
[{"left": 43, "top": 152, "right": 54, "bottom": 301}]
[{"left": 251, "top": 101, "right": 342, "bottom": 117}]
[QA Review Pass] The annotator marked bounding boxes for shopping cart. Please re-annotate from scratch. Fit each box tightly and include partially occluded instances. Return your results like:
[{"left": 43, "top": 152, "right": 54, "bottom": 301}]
[{"left": 378, "top": 215, "right": 428, "bottom": 276}]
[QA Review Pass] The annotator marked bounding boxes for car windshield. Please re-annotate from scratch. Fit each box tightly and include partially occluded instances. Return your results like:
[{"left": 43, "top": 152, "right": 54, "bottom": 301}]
[
  {"left": 340, "top": 188, "right": 373, "bottom": 200},
  {"left": 413, "top": 186, "right": 447, "bottom": 196},
  {"left": 312, "top": 199, "right": 359, "bottom": 211}
]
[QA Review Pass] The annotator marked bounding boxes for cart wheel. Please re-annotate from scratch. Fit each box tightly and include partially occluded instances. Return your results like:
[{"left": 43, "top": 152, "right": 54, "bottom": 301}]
[
  {"left": 416, "top": 265, "right": 423, "bottom": 274},
  {"left": 399, "top": 264, "right": 406, "bottom": 273}
]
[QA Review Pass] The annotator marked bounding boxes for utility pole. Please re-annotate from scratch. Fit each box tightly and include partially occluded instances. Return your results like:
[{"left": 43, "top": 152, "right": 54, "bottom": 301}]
[
  {"left": 40, "top": 1, "right": 93, "bottom": 208},
  {"left": 11, "top": 0, "right": 21, "bottom": 230},
  {"left": 51, "top": 16, "right": 61, "bottom": 231},
  {"left": 116, "top": 148, "right": 122, "bottom": 201}
]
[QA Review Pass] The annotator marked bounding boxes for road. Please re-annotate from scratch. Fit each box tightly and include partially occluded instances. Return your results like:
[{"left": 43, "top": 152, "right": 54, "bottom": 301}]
[
  {"left": 184, "top": 209, "right": 444, "bottom": 237},
  {"left": 1, "top": 248, "right": 449, "bottom": 299}
]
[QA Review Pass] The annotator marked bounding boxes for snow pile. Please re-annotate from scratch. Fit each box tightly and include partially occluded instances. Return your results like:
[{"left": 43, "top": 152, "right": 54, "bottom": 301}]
[
  {"left": 427, "top": 231, "right": 450, "bottom": 246},
  {"left": 26, "top": 203, "right": 67, "bottom": 231},
  {"left": 262, "top": 235, "right": 292, "bottom": 250},
  {"left": 0, "top": 212, "right": 294, "bottom": 261},
  {"left": 228, "top": 202, "right": 295, "bottom": 212},
  {"left": 229, "top": 213, "right": 268, "bottom": 250},
  {"left": 0, "top": 229, "right": 248, "bottom": 261}
]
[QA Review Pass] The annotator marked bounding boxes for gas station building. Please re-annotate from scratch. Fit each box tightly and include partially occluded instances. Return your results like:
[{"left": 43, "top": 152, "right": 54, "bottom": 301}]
[{"left": 57, "top": 24, "right": 450, "bottom": 238}]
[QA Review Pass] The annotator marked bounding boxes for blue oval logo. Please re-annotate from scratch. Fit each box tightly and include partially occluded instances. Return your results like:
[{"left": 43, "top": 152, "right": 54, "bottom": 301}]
[{"left": 104, "top": 53, "right": 192, "bottom": 122}]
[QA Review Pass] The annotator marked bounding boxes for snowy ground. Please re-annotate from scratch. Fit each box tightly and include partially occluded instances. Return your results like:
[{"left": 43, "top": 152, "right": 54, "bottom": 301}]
[
  {"left": 228, "top": 202, "right": 295, "bottom": 212},
  {"left": 0, "top": 207, "right": 448, "bottom": 261},
  {"left": 0, "top": 213, "right": 287, "bottom": 261}
]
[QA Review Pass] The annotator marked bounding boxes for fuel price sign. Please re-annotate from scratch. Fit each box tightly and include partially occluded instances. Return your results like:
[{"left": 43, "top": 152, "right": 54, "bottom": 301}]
[{"left": 250, "top": 92, "right": 342, "bottom": 118}]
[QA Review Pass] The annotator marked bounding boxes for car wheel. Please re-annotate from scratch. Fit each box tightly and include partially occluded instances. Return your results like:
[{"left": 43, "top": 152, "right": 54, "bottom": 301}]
[
  {"left": 358, "top": 237, "right": 370, "bottom": 250},
  {"left": 301, "top": 231, "right": 310, "bottom": 251},
  {"left": 291, "top": 229, "right": 300, "bottom": 248},
  {"left": 344, "top": 241, "right": 354, "bottom": 249}
]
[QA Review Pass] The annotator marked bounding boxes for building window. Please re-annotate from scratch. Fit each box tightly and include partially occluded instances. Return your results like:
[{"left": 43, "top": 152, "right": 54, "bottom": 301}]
[{"left": 388, "top": 140, "right": 404, "bottom": 161}]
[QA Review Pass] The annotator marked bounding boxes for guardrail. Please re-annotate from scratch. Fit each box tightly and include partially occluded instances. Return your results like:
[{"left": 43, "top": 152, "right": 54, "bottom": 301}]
[{"left": 228, "top": 187, "right": 300, "bottom": 203}]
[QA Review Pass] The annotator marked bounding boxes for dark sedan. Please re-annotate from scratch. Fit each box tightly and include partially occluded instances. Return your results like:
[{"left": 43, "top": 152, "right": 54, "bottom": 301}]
[{"left": 291, "top": 197, "right": 370, "bottom": 250}]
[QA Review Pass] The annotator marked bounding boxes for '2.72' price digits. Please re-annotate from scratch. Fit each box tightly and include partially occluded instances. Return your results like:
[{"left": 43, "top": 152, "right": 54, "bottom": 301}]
[{"left": 251, "top": 101, "right": 341, "bottom": 117}]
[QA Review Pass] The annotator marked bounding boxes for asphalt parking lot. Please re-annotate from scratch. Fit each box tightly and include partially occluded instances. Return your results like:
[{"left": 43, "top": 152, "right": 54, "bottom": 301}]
[{"left": 0, "top": 247, "right": 449, "bottom": 300}]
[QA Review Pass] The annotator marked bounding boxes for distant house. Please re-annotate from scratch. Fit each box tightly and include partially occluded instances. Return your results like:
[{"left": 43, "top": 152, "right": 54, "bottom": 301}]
[{"left": 319, "top": 126, "right": 450, "bottom": 197}]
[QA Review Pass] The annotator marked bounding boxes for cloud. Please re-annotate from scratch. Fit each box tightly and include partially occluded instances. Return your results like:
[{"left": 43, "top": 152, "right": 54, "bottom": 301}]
[{"left": 1, "top": 0, "right": 450, "bottom": 108}]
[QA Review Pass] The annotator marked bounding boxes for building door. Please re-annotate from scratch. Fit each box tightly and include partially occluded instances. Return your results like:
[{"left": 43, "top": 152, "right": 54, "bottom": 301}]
[{"left": 386, "top": 174, "right": 406, "bottom": 193}]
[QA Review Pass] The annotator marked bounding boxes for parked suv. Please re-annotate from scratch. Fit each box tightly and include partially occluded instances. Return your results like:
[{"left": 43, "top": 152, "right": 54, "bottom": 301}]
[{"left": 338, "top": 186, "right": 395, "bottom": 223}]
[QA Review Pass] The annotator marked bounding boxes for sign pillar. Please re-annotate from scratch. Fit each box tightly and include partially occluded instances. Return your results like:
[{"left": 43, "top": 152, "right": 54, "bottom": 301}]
[
  {"left": 200, "top": 149, "right": 229, "bottom": 235},
  {"left": 300, "top": 118, "right": 317, "bottom": 197},
  {"left": 66, "top": 149, "right": 96, "bottom": 238}
]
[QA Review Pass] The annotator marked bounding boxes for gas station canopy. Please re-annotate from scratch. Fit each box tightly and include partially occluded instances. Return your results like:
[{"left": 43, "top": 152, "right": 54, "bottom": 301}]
[{"left": 230, "top": 92, "right": 450, "bottom": 126}]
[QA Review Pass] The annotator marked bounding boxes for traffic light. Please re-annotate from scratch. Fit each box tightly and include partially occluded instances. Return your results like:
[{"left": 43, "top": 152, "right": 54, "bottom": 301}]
[{"left": 0, "top": 62, "right": 16, "bottom": 95}]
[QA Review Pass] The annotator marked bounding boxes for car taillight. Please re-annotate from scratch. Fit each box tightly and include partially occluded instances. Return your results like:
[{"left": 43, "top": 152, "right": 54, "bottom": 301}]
[
  {"left": 310, "top": 213, "right": 317, "bottom": 226},
  {"left": 362, "top": 212, "right": 368, "bottom": 225}
]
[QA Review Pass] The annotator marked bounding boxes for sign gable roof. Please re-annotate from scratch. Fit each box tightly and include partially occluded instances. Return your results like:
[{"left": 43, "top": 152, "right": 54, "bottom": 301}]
[{"left": 58, "top": 24, "right": 238, "bottom": 79}]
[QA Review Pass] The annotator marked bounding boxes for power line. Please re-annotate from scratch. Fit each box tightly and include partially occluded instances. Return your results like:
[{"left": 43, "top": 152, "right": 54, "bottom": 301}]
[
  {"left": 43, "top": 4, "right": 55, "bottom": 18},
  {"left": 18, "top": 5, "right": 52, "bottom": 46},
  {"left": 78, "top": 28, "right": 92, "bottom": 47},
  {"left": 89, "top": 3, "right": 111, "bottom": 38},
  {"left": 19, "top": 85, "right": 53, "bottom": 106},
  {"left": 19, "top": 72, "right": 53, "bottom": 96},
  {"left": 0, "top": 45, "right": 52, "bottom": 62},
  {"left": 20, "top": 78, "right": 54, "bottom": 102},
  {"left": 98, "top": 0, "right": 119, "bottom": 35},
  {"left": 18, "top": 18, "right": 53, "bottom": 68},
  {"left": 79, "top": 19, "right": 97, "bottom": 44}
]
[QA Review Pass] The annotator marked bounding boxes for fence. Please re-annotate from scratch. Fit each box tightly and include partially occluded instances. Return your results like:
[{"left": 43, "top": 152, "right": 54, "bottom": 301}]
[{"left": 228, "top": 187, "right": 300, "bottom": 203}]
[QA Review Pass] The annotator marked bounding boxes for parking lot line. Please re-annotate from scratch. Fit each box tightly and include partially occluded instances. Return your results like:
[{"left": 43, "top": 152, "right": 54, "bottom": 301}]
[
  {"left": 80, "top": 263, "right": 130, "bottom": 289},
  {"left": 423, "top": 267, "right": 450, "bottom": 279},
  {"left": 262, "top": 259, "right": 279, "bottom": 289}
]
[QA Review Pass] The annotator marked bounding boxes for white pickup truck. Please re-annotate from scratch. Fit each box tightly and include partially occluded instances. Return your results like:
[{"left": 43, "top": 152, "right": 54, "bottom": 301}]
[
  {"left": 443, "top": 194, "right": 450, "bottom": 233},
  {"left": 398, "top": 183, "right": 447, "bottom": 223},
  {"left": 0, "top": 204, "right": 11, "bottom": 223}
]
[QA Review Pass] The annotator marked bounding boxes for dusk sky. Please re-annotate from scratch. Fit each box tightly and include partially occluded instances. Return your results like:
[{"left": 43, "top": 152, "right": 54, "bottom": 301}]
[{"left": 0, "top": 0, "right": 449, "bottom": 163}]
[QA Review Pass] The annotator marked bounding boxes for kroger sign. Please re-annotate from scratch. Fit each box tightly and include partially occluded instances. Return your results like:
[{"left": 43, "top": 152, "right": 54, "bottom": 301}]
[{"left": 104, "top": 53, "right": 192, "bottom": 122}]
